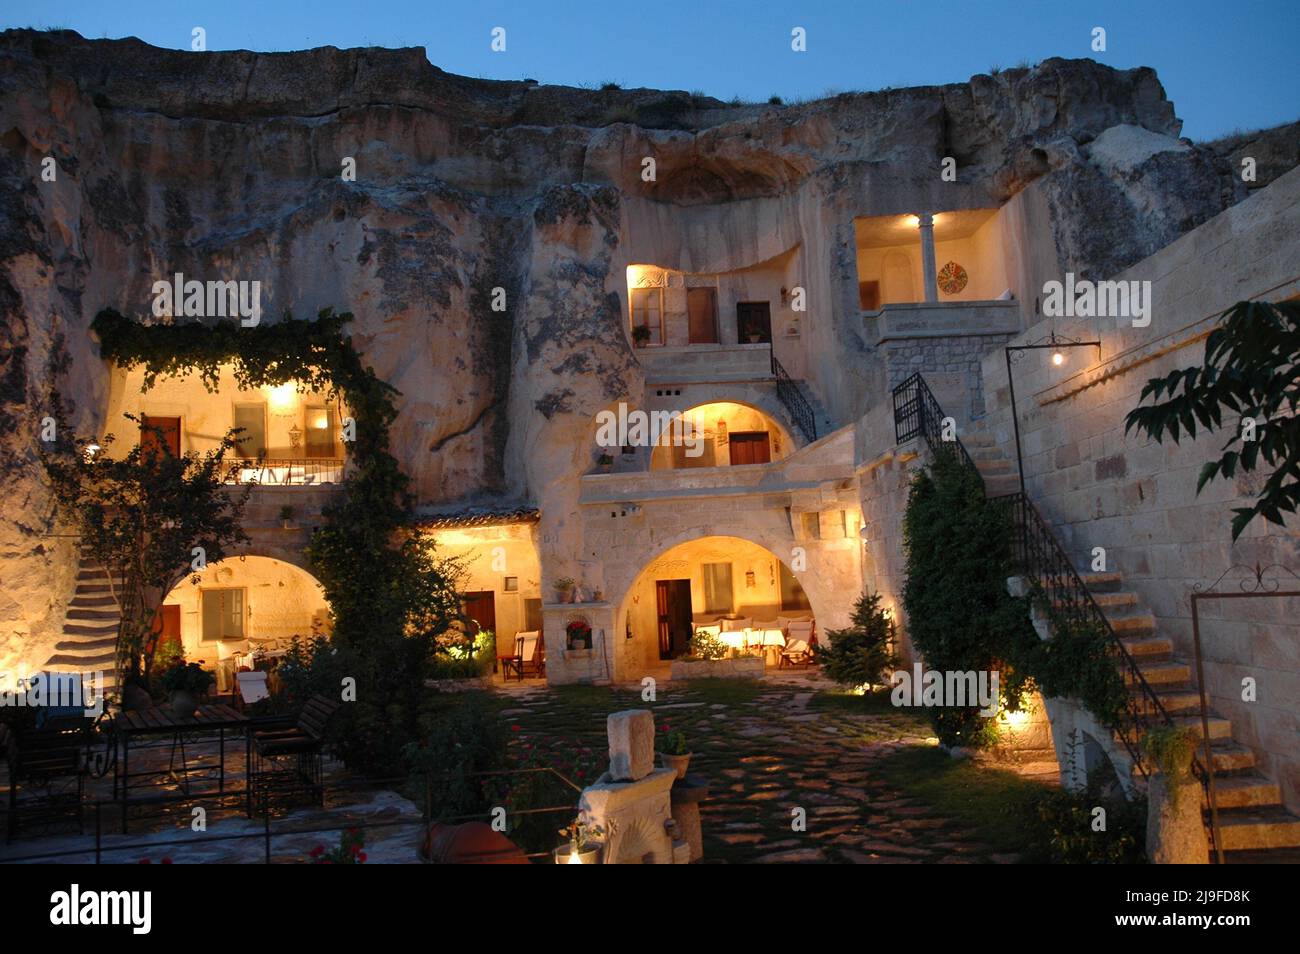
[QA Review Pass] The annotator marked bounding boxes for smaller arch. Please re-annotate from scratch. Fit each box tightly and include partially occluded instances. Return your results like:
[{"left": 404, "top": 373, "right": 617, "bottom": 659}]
[
  {"left": 159, "top": 554, "right": 330, "bottom": 661},
  {"left": 648, "top": 400, "right": 794, "bottom": 471}
]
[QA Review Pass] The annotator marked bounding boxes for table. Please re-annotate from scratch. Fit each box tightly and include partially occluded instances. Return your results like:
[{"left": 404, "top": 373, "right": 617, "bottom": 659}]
[
  {"left": 717, "top": 629, "right": 786, "bottom": 649},
  {"left": 112, "top": 704, "right": 251, "bottom": 833}
]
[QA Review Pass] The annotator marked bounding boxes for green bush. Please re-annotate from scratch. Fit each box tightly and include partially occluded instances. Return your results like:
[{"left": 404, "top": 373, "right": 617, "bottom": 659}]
[
  {"left": 817, "top": 591, "right": 898, "bottom": 692},
  {"left": 1028, "top": 784, "right": 1147, "bottom": 864},
  {"left": 687, "top": 629, "right": 727, "bottom": 660},
  {"left": 901, "top": 451, "right": 1038, "bottom": 747},
  {"left": 405, "top": 693, "right": 507, "bottom": 821}
]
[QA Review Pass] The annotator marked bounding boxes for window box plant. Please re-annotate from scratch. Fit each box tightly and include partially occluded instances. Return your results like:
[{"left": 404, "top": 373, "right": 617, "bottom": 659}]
[
  {"left": 159, "top": 660, "right": 212, "bottom": 716},
  {"left": 597, "top": 452, "right": 614, "bottom": 473},
  {"left": 278, "top": 504, "right": 296, "bottom": 529},
  {"left": 566, "top": 618, "right": 592, "bottom": 650},
  {"left": 631, "top": 325, "right": 651, "bottom": 348}
]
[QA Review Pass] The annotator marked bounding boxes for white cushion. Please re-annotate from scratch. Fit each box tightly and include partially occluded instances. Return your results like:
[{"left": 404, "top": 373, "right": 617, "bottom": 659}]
[
  {"left": 786, "top": 620, "right": 814, "bottom": 640},
  {"left": 236, "top": 671, "right": 269, "bottom": 703},
  {"left": 752, "top": 618, "right": 780, "bottom": 631},
  {"left": 721, "top": 617, "right": 752, "bottom": 633},
  {"left": 515, "top": 631, "right": 540, "bottom": 661}
]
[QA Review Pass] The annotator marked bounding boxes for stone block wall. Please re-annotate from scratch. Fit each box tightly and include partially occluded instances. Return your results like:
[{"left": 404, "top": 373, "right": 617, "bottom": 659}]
[{"left": 975, "top": 167, "right": 1300, "bottom": 810}]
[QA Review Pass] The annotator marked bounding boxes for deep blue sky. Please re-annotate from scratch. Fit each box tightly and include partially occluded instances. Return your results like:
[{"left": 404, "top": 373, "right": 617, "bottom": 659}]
[{"left": 7, "top": 0, "right": 1297, "bottom": 140}]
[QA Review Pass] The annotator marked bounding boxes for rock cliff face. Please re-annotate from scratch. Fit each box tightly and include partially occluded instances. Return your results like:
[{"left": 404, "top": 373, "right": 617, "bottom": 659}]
[{"left": 0, "top": 29, "right": 1280, "bottom": 666}]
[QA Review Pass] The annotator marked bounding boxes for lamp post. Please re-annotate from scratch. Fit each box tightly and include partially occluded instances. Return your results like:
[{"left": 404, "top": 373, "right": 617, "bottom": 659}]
[{"left": 1003, "top": 332, "right": 1101, "bottom": 495}]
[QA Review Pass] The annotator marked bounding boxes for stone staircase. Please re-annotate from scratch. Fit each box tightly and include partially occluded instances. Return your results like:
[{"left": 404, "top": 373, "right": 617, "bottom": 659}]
[
  {"left": 41, "top": 550, "right": 121, "bottom": 697},
  {"left": 962, "top": 424, "right": 1300, "bottom": 861},
  {"left": 787, "top": 378, "right": 837, "bottom": 441}
]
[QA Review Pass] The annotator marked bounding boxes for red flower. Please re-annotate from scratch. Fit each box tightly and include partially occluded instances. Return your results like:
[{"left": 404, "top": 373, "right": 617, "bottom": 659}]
[
  {"left": 310, "top": 845, "right": 325, "bottom": 857},
  {"left": 511, "top": 724, "right": 521, "bottom": 732},
  {"left": 161, "top": 858, "right": 173, "bottom": 865},
  {"left": 357, "top": 852, "right": 367, "bottom": 863}
]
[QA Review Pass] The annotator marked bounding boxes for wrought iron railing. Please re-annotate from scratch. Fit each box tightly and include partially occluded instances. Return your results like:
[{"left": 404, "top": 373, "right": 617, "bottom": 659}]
[
  {"left": 891, "top": 372, "right": 1217, "bottom": 826},
  {"left": 224, "top": 458, "right": 344, "bottom": 486},
  {"left": 771, "top": 351, "right": 817, "bottom": 443},
  {"left": 890, "top": 372, "right": 979, "bottom": 475}
]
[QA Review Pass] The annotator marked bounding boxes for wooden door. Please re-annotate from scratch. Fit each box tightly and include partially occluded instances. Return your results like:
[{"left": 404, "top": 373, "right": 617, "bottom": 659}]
[
  {"left": 140, "top": 415, "right": 181, "bottom": 460},
  {"left": 461, "top": 591, "right": 497, "bottom": 637},
  {"left": 148, "top": 604, "right": 182, "bottom": 658},
  {"left": 728, "top": 431, "right": 771, "bottom": 466},
  {"left": 736, "top": 302, "right": 772, "bottom": 344},
  {"left": 655, "top": 579, "right": 693, "bottom": 660},
  {"left": 687, "top": 287, "right": 718, "bottom": 344}
]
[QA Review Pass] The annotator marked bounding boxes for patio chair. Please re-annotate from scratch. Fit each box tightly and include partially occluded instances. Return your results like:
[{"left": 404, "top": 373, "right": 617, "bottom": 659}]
[
  {"left": 501, "top": 631, "right": 543, "bottom": 681},
  {"left": 5, "top": 716, "right": 92, "bottom": 841},
  {"left": 779, "top": 620, "right": 816, "bottom": 669},
  {"left": 235, "top": 671, "right": 270, "bottom": 707},
  {"left": 250, "top": 695, "right": 340, "bottom": 811}
]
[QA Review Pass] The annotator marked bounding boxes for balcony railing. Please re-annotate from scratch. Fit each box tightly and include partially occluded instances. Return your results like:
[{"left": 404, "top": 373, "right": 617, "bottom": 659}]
[
  {"left": 224, "top": 458, "right": 344, "bottom": 486},
  {"left": 771, "top": 351, "right": 817, "bottom": 443}
]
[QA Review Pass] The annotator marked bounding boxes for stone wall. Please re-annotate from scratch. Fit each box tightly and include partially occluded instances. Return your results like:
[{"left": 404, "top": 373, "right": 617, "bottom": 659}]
[{"left": 975, "top": 167, "right": 1300, "bottom": 810}]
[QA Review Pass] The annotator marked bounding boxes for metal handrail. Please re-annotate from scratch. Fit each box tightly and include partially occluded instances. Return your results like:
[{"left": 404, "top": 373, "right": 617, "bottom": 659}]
[
  {"left": 771, "top": 350, "right": 818, "bottom": 443},
  {"left": 223, "top": 458, "right": 344, "bottom": 486},
  {"left": 891, "top": 372, "right": 1218, "bottom": 853}
]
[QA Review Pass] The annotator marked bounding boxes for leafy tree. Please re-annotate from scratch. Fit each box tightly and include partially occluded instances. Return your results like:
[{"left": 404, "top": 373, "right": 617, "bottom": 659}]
[
  {"left": 1125, "top": 300, "right": 1300, "bottom": 539},
  {"left": 817, "top": 591, "right": 898, "bottom": 691},
  {"left": 41, "top": 413, "right": 250, "bottom": 688}
]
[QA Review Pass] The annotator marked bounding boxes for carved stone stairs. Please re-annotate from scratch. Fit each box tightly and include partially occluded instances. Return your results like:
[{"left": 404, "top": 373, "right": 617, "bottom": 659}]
[
  {"left": 1081, "top": 569, "right": 1300, "bottom": 859},
  {"left": 41, "top": 550, "right": 121, "bottom": 696},
  {"left": 962, "top": 420, "right": 1300, "bottom": 860}
]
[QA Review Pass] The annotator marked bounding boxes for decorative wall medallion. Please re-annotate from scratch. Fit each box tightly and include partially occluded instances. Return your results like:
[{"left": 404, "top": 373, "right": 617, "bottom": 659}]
[{"left": 937, "top": 261, "right": 968, "bottom": 295}]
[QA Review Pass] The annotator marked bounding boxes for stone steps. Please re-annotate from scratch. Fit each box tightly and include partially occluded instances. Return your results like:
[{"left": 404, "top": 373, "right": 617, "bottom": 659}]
[
  {"left": 961, "top": 419, "right": 1300, "bottom": 860},
  {"left": 1213, "top": 808, "right": 1300, "bottom": 850},
  {"left": 42, "top": 553, "right": 123, "bottom": 698}
]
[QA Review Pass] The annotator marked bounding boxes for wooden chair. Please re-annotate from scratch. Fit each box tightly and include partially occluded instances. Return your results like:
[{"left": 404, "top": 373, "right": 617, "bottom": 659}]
[
  {"left": 501, "top": 631, "right": 543, "bottom": 681},
  {"left": 778, "top": 620, "right": 816, "bottom": 669},
  {"left": 250, "top": 695, "right": 339, "bottom": 811}
]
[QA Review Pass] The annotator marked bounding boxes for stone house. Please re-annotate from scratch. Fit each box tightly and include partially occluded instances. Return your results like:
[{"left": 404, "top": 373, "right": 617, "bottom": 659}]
[{"left": 0, "top": 32, "right": 1296, "bottom": 844}]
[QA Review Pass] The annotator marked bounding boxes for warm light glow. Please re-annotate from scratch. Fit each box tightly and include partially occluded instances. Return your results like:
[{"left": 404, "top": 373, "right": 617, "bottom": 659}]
[
  {"left": 84, "top": 443, "right": 100, "bottom": 460},
  {"left": 310, "top": 412, "right": 330, "bottom": 430},
  {"left": 265, "top": 382, "right": 298, "bottom": 410},
  {"left": 999, "top": 708, "right": 1032, "bottom": 729},
  {"left": 1051, "top": 350, "right": 1065, "bottom": 366},
  {"left": 566, "top": 848, "right": 581, "bottom": 864}
]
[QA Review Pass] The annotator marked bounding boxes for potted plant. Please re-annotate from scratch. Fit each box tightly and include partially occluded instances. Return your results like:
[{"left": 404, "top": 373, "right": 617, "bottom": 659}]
[
  {"left": 278, "top": 504, "right": 296, "bottom": 529},
  {"left": 159, "top": 660, "right": 211, "bottom": 717},
  {"left": 553, "top": 577, "right": 576, "bottom": 603},
  {"left": 659, "top": 726, "right": 693, "bottom": 779},
  {"left": 566, "top": 618, "right": 592, "bottom": 650},
  {"left": 631, "top": 325, "right": 651, "bottom": 348},
  {"left": 741, "top": 321, "right": 762, "bottom": 343},
  {"left": 597, "top": 451, "right": 614, "bottom": 473},
  {"left": 554, "top": 813, "right": 604, "bottom": 864}
]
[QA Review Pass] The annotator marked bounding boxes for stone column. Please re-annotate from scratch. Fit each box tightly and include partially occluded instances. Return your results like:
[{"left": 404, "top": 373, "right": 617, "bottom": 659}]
[{"left": 917, "top": 213, "right": 938, "bottom": 302}]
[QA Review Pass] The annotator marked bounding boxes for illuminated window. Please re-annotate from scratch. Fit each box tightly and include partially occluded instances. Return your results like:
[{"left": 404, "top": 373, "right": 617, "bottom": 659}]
[
  {"left": 631, "top": 287, "right": 664, "bottom": 345},
  {"left": 305, "top": 404, "right": 338, "bottom": 458},
  {"left": 201, "top": 588, "right": 245, "bottom": 641}
]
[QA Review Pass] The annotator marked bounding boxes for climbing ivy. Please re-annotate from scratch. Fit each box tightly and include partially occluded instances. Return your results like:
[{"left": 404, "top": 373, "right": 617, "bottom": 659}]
[{"left": 92, "top": 308, "right": 461, "bottom": 774}]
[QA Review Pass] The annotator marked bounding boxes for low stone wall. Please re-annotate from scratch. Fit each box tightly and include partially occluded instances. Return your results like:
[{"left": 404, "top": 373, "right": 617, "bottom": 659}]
[{"left": 669, "top": 656, "right": 766, "bottom": 680}]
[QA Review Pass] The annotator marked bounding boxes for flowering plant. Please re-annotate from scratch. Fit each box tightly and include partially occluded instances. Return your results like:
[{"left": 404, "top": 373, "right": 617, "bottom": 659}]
[
  {"left": 310, "top": 827, "right": 367, "bottom": 864},
  {"left": 558, "top": 811, "right": 605, "bottom": 851}
]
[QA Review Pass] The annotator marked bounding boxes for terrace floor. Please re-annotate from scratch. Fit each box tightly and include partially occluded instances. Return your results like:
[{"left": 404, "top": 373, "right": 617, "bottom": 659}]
[
  {"left": 493, "top": 669, "right": 1060, "bottom": 863},
  {"left": 2, "top": 670, "right": 1062, "bottom": 864}
]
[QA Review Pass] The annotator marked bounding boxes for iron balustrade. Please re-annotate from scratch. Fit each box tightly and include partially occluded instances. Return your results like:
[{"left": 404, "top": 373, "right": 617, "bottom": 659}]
[
  {"left": 771, "top": 350, "right": 818, "bottom": 443},
  {"left": 890, "top": 373, "right": 979, "bottom": 475},
  {"left": 891, "top": 372, "right": 1218, "bottom": 851},
  {"left": 224, "top": 458, "right": 345, "bottom": 486}
]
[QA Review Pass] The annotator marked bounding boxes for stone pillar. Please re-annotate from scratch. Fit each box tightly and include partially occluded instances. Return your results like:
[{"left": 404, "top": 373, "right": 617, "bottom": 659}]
[{"left": 917, "top": 213, "right": 938, "bottom": 302}]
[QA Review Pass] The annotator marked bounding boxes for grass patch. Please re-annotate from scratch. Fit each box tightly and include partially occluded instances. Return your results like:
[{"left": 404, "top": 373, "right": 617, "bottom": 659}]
[
  {"left": 807, "top": 689, "right": 898, "bottom": 715},
  {"left": 667, "top": 677, "right": 763, "bottom": 707},
  {"left": 877, "top": 745, "right": 1055, "bottom": 858}
]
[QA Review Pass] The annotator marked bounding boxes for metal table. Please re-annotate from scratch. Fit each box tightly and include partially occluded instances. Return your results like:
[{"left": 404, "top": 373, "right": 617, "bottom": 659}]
[{"left": 111, "top": 704, "right": 251, "bottom": 833}]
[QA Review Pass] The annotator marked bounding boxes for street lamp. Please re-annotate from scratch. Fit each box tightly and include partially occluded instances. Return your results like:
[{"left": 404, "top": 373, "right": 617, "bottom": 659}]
[{"left": 1004, "top": 331, "right": 1102, "bottom": 495}]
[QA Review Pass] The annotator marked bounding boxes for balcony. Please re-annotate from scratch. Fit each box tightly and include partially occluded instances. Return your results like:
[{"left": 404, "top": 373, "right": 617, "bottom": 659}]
[
  {"left": 224, "top": 458, "right": 345, "bottom": 487},
  {"left": 637, "top": 343, "right": 775, "bottom": 385}
]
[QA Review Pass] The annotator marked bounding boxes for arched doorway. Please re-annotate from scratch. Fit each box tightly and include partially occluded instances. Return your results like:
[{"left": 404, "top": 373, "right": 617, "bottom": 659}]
[
  {"left": 614, "top": 535, "right": 819, "bottom": 680},
  {"left": 157, "top": 555, "right": 331, "bottom": 665},
  {"left": 648, "top": 401, "right": 795, "bottom": 471}
]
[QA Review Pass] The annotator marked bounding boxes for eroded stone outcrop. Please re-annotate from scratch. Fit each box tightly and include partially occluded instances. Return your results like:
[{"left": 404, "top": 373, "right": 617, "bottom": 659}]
[{"left": 0, "top": 28, "right": 1289, "bottom": 667}]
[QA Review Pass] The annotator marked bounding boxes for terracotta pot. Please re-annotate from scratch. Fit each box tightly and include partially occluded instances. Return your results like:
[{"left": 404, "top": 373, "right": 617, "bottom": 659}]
[
  {"left": 661, "top": 752, "right": 692, "bottom": 780},
  {"left": 169, "top": 689, "right": 198, "bottom": 717}
]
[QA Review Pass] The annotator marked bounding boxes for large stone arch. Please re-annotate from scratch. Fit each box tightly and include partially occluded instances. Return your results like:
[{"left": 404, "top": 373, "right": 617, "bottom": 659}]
[
  {"left": 606, "top": 530, "right": 844, "bottom": 682},
  {"left": 644, "top": 384, "right": 808, "bottom": 451}
]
